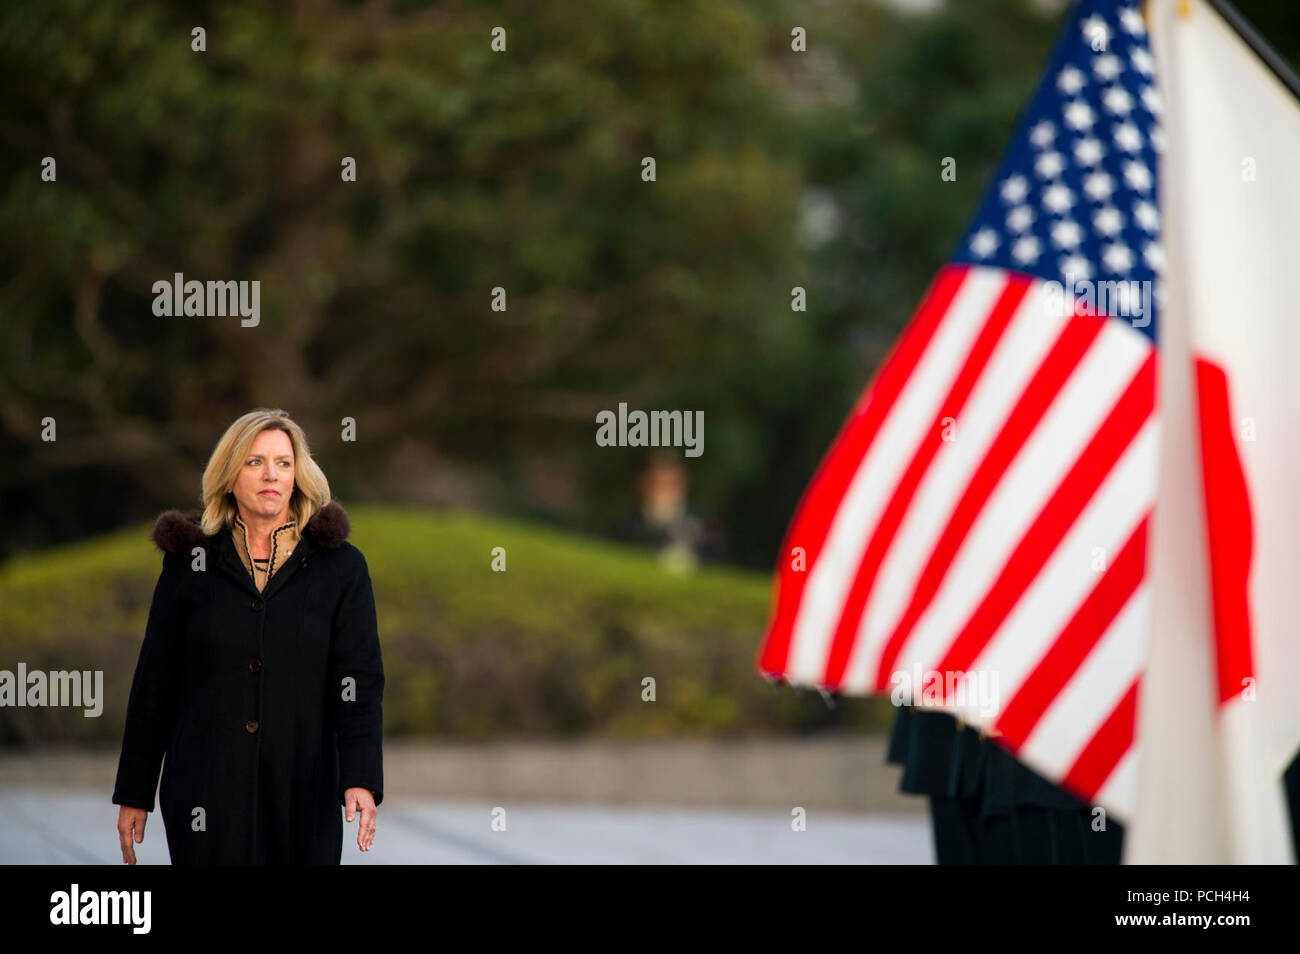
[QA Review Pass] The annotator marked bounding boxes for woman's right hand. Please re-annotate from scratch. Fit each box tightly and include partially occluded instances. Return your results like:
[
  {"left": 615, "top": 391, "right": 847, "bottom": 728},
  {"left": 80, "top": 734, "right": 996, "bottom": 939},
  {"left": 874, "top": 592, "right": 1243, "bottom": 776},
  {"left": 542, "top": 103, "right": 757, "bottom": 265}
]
[{"left": 117, "top": 805, "right": 148, "bottom": 864}]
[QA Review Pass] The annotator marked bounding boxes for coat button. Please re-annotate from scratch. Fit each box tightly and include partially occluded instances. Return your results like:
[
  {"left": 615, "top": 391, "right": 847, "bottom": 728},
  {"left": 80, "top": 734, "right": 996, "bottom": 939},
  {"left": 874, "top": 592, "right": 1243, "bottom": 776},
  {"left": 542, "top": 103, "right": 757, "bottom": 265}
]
[
  {"left": 245, "top": 720, "right": 259, "bottom": 733},
  {"left": 251, "top": 598, "right": 264, "bottom": 611},
  {"left": 249, "top": 659, "right": 262, "bottom": 672}
]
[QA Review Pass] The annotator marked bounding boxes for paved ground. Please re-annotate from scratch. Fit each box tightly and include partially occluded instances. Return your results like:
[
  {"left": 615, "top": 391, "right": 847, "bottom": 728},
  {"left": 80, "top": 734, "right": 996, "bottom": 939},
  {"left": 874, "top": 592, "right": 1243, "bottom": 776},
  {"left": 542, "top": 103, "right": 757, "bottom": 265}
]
[
  {"left": 0, "top": 737, "right": 934, "bottom": 863},
  {"left": 0, "top": 788, "right": 933, "bottom": 864}
]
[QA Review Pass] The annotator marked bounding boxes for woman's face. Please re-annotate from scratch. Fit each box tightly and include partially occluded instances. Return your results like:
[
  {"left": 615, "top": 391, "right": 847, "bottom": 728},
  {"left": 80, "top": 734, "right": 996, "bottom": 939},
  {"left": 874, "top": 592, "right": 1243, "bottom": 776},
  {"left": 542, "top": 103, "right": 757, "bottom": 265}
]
[{"left": 232, "top": 428, "right": 296, "bottom": 523}]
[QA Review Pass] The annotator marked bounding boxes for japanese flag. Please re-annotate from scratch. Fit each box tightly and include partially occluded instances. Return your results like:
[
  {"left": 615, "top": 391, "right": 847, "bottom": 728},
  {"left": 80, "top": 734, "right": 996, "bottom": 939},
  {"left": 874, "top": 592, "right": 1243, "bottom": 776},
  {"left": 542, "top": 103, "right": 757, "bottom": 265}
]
[{"left": 1133, "top": 0, "right": 1300, "bottom": 863}]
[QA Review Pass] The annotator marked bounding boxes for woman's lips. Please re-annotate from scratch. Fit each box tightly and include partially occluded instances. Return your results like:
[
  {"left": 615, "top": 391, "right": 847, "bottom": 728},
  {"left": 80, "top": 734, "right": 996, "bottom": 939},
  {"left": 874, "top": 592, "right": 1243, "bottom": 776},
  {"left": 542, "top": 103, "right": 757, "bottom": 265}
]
[{"left": 259, "top": 490, "right": 279, "bottom": 496}]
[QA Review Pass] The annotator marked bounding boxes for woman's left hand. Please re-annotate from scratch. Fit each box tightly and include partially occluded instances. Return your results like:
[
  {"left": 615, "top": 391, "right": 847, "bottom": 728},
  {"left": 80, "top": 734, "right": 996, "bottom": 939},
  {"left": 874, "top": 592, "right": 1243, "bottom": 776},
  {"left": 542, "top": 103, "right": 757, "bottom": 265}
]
[{"left": 344, "top": 787, "right": 377, "bottom": 852}]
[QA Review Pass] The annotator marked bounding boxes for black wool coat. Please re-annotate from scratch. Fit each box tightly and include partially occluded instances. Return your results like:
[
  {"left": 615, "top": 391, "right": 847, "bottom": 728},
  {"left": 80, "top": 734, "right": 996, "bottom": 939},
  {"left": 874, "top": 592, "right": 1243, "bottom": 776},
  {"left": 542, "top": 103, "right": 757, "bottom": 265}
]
[{"left": 112, "top": 500, "right": 384, "bottom": 864}]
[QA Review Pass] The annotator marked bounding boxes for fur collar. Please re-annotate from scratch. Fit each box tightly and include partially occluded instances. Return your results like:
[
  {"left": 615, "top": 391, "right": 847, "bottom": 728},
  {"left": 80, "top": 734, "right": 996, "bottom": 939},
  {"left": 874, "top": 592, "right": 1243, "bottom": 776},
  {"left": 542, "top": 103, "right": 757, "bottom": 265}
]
[{"left": 152, "top": 500, "right": 350, "bottom": 555}]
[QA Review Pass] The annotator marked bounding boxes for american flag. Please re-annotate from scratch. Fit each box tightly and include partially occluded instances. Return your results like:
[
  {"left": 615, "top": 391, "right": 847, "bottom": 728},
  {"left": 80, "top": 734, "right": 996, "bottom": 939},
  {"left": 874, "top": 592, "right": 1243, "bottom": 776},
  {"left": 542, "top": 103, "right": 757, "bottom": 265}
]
[{"left": 758, "top": 0, "right": 1164, "bottom": 814}]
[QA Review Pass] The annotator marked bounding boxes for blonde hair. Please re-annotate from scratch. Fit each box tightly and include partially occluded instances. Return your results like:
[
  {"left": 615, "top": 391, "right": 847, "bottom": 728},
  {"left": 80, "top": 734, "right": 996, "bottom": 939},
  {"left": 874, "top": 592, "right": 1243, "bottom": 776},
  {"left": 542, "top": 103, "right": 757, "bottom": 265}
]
[{"left": 199, "top": 408, "right": 331, "bottom": 536}]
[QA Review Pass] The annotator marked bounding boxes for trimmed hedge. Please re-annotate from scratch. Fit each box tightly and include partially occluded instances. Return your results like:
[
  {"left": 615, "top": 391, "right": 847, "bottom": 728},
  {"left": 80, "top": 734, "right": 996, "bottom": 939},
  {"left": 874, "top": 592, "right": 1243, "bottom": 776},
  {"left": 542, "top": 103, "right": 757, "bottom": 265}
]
[{"left": 0, "top": 506, "right": 891, "bottom": 745}]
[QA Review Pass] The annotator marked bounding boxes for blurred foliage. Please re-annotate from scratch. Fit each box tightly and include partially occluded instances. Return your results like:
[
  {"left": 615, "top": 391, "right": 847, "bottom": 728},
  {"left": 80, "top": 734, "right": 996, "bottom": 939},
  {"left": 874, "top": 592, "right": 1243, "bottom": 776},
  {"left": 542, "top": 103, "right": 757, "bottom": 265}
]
[
  {"left": 1, "top": 0, "right": 1297, "bottom": 573},
  {"left": 0, "top": 506, "right": 895, "bottom": 745},
  {"left": 0, "top": 0, "right": 1027, "bottom": 568},
  {"left": 0, "top": 0, "right": 806, "bottom": 562}
]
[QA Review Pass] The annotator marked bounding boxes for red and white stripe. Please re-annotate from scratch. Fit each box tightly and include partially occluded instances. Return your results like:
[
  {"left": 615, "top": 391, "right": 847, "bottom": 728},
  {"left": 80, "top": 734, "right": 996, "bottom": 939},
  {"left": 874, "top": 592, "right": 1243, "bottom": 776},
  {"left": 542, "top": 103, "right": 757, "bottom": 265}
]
[{"left": 758, "top": 263, "right": 1158, "bottom": 814}]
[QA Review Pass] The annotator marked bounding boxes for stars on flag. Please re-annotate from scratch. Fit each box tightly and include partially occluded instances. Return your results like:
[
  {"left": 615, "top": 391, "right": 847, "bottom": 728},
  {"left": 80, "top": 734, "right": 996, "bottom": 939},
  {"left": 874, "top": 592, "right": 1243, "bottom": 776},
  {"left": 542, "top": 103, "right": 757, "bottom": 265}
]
[{"left": 957, "top": 1, "right": 1165, "bottom": 336}]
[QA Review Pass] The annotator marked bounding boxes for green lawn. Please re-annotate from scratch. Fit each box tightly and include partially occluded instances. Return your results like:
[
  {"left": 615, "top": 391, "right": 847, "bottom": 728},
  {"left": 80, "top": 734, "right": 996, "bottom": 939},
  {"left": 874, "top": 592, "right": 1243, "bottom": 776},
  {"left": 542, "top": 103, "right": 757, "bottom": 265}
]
[{"left": 0, "top": 506, "right": 888, "bottom": 744}]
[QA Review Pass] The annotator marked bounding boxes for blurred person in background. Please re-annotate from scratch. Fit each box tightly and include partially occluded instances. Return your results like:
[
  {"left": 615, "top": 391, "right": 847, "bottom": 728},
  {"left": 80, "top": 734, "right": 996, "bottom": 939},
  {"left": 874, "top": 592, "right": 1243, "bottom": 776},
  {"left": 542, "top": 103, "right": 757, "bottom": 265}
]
[{"left": 615, "top": 452, "right": 724, "bottom": 572}]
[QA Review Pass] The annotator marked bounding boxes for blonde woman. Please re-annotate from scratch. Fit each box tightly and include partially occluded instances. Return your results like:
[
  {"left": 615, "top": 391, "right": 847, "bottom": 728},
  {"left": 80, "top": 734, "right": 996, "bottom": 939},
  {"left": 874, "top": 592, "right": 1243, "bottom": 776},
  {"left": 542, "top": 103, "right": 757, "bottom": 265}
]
[{"left": 112, "top": 409, "right": 384, "bottom": 864}]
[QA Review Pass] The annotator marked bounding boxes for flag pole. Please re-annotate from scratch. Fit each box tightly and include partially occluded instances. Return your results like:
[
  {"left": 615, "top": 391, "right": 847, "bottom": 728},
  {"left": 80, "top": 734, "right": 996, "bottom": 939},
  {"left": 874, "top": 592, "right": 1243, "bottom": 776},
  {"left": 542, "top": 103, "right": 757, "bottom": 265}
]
[{"left": 1202, "top": 0, "right": 1300, "bottom": 102}]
